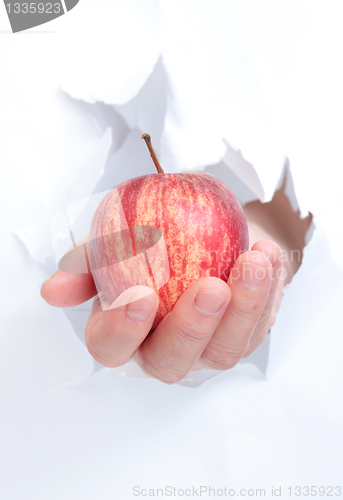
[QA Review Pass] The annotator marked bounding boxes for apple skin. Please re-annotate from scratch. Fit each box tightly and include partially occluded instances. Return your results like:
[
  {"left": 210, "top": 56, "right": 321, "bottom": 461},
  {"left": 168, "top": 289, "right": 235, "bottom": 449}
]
[{"left": 88, "top": 171, "right": 248, "bottom": 329}]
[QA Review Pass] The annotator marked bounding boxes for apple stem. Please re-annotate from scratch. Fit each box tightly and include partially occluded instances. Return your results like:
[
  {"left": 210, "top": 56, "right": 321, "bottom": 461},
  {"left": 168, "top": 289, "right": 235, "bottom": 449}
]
[{"left": 142, "top": 133, "right": 164, "bottom": 174}]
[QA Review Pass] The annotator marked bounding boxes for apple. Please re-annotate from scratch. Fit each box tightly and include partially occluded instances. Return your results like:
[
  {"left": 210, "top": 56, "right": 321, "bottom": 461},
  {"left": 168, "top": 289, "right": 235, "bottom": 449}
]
[{"left": 88, "top": 134, "right": 248, "bottom": 329}]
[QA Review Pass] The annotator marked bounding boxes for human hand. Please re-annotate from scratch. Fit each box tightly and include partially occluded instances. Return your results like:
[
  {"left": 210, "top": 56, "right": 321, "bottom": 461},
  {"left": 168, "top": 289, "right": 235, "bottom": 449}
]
[{"left": 41, "top": 234, "right": 286, "bottom": 384}]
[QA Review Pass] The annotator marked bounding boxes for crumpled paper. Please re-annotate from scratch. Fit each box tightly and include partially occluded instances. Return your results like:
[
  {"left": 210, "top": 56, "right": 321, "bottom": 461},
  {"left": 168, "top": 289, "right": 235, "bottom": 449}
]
[
  {"left": 60, "top": 0, "right": 343, "bottom": 265},
  {"left": 47, "top": 52, "right": 318, "bottom": 386},
  {"left": 59, "top": 0, "right": 162, "bottom": 105}
]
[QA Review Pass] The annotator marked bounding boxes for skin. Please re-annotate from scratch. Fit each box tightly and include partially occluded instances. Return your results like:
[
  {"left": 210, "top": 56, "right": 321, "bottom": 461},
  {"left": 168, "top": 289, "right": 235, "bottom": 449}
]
[{"left": 41, "top": 209, "right": 298, "bottom": 384}]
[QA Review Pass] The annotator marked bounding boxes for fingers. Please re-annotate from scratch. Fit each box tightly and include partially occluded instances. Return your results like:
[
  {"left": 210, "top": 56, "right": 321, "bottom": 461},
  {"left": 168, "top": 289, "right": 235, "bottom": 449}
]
[
  {"left": 40, "top": 233, "right": 97, "bottom": 308},
  {"left": 41, "top": 270, "right": 97, "bottom": 308},
  {"left": 85, "top": 286, "right": 160, "bottom": 367},
  {"left": 42, "top": 237, "right": 285, "bottom": 384},
  {"left": 134, "top": 277, "right": 231, "bottom": 384},
  {"left": 242, "top": 241, "right": 284, "bottom": 357},
  {"left": 197, "top": 250, "right": 273, "bottom": 370}
]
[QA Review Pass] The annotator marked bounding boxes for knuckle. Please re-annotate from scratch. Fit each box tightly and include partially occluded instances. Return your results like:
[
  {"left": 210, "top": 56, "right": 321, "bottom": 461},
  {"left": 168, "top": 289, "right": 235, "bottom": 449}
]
[
  {"left": 201, "top": 344, "right": 246, "bottom": 370},
  {"left": 85, "top": 342, "right": 111, "bottom": 366},
  {"left": 230, "top": 299, "right": 262, "bottom": 322},
  {"left": 173, "top": 321, "right": 209, "bottom": 345},
  {"left": 86, "top": 342, "right": 127, "bottom": 367},
  {"left": 85, "top": 324, "right": 130, "bottom": 368},
  {"left": 140, "top": 356, "right": 186, "bottom": 385}
]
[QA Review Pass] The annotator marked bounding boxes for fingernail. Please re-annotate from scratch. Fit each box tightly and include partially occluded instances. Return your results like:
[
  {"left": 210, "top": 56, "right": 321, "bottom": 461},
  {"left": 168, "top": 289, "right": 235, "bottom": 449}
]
[
  {"left": 239, "top": 263, "right": 267, "bottom": 289},
  {"left": 194, "top": 288, "right": 227, "bottom": 315},
  {"left": 126, "top": 293, "right": 157, "bottom": 323}
]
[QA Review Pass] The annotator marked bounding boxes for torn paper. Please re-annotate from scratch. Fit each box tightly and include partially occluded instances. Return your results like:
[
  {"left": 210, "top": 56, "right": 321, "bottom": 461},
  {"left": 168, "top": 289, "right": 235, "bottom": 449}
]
[{"left": 59, "top": 0, "right": 162, "bottom": 105}]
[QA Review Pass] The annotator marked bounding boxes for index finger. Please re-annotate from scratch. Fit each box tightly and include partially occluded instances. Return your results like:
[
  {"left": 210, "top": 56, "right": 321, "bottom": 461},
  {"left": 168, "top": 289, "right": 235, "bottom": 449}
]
[
  {"left": 40, "top": 270, "right": 97, "bottom": 308},
  {"left": 41, "top": 233, "right": 97, "bottom": 307}
]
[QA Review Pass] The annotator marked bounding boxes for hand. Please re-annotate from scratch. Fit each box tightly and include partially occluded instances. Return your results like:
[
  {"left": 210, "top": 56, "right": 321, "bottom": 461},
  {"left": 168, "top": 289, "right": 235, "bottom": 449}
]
[{"left": 41, "top": 230, "right": 287, "bottom": 384}]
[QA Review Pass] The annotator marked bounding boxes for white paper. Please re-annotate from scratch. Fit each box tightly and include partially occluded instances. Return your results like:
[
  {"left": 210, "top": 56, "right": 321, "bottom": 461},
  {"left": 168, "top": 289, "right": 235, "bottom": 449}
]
[{"left": 59, "top": 0, "right": 162, "bottom": 105}]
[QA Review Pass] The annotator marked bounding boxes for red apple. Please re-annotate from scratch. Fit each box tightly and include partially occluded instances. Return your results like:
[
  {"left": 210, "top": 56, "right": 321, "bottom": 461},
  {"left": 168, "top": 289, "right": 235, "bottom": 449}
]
[{"left": 88, "top": 135, "right": 248, "bottom": 329}]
